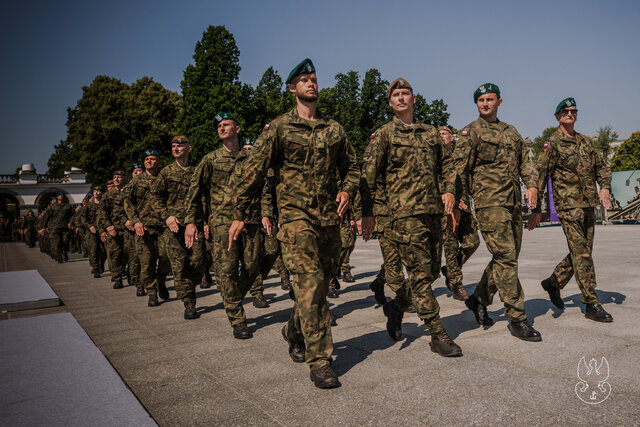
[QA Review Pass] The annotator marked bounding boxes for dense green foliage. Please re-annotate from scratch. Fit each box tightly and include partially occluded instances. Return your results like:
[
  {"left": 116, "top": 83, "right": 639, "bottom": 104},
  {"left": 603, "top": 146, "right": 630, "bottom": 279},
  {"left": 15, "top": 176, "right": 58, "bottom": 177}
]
[{"left": 611, "top": 132, "right": 640, "bottom": 172}]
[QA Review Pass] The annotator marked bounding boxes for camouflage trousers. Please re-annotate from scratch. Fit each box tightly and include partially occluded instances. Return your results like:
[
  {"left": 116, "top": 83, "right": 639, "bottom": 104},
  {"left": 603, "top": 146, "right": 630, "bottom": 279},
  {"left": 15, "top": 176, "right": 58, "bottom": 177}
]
[
  {"left": 390, "top": 214, "right": 444, "bottom": 334},
  {"left": 339, "top": 221, "right": 356, "bottom": 274},
  {"left": 249, "top": 230, "right": 289, "bottom": 296},
  {"left": 161, "top": 227, "right": 206, "bottom": 302},
  {"left": 212, "top": 223, "right": 262, "bottom": 326},
  {"left": 25, "top": 228, "right": 36, "bottom": 247},
  {"left": 124, "top": 230, "right": 141, "bottom": 288},
  {"left": 279, "top": 220, "right": 339, "bottom": 371},
  {"left": 105, "top": 229, "right": 125, "bottom": 281},
  {"left": 441, "top": 210, "right": 480, "bottom": 288},
  {"left": 51, "top": 228, "right": 70, "bottom": 258},
  {"left": 86, "top": 231, "right": 106, "bottom": 271},
  {"left": 474, "top": 206, "right": 526, "bottom": 322},
  {"left": 376, "top": 215, "right": 410, "bottom": 304},
  {"left": 552, "top": 208, "right": 599, "bottom": 304},
  {"left": 136, "top": 226, "right": 171, "bottom": 296}
]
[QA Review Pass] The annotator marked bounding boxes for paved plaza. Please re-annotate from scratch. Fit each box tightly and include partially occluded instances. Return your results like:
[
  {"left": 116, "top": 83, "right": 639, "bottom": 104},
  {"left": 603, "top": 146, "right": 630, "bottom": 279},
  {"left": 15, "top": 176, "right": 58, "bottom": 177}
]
[{"left": 1, "top": 224, "right": 639, "bottom": 426}]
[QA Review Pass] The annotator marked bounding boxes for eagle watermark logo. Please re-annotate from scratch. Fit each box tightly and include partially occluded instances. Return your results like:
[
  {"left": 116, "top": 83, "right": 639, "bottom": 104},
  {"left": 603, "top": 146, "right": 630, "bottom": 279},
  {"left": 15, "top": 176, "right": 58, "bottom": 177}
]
[{"left": 575, "top": 356, "right": 611, "bottom": 404}]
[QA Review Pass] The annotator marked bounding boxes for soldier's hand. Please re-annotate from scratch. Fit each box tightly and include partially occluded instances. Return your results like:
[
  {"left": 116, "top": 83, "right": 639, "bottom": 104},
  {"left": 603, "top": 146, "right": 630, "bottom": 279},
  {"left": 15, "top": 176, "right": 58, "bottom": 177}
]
[
  {"left": 100, "top": 232, "right": 107, "bottom": 243},
  {"left": 441, "top": 192, "right": 455, "bottom": 214},
  {"left": 356, "top": 219, "right": 362, "bottom": 236},
  {"left": 166, "top": 216, "right": 180, "bottom": 233},
  {"left": 107, "top": 225, "right": 116, "bottom": 237},
  {"left": 228, "top": 220, "right": 245, "bottom": 251},
  {"left": 599, "top": 189, "right": 611, "bottom": 210},
  {"left": 525, "top": 187, "right": 538, "bottom": 210},
  {"left": 133, "top": 222, "right": 145, "bottom": 237},
  {"left": 448, "top": 208, "right": 461, "bottom": 233},
  {"left": 336, "top": 192, "right": 350, "bottom": 219},
  {"left": 203, "top": 224, "right": 210, "bottom": 240},
  {"left": 458, "top": 200, "right": 468, "bottom": 210},
  {"left": 124, "top": 220, "right": 134, "bottom": 231},
  {"left": 89, "top": 226, "right": 97, "bottom": 234},
  {"left": 362, "top": 216, "right": 375, "bottom": 241},
  {"left": 527, "top": 212, "right": 542, "bottom": 230},
  {"left": 185, "top": 223, "right": 197, "bottom": 248},
  {"left": 262, "top": 217, "right": 273, "bottom": 237}
]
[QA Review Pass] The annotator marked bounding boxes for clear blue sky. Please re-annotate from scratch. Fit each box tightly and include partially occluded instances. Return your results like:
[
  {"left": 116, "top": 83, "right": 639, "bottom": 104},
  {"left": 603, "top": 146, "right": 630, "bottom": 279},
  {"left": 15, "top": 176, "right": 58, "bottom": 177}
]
[{"left": 1, "top": 0, "right": 639, "bottom": 174}]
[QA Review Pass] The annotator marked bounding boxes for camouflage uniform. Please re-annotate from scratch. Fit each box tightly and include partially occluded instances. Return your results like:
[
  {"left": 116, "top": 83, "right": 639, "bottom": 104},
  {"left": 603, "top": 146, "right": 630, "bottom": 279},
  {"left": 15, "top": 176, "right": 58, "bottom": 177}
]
[
  {"left": 249, "top": 168, "right": 278, "bottom": 297},
  {"left": 98, "top": 187, "right": 128, "bottom": 282},
  {"left": 185, "top": 146, "right": 264, "bottom": 326},
  {"left": 363, "top": 116, "right": 455, "bottom": 334},
  {"left": 232, "top": 108, "right": 360, "bottom": 370},
  {"left": 441, "top": 140, "right": 480, "bottom": 289},
  {"left": 81, "top": 200, "right": 106, "bottom": 273},
  {"left": 124, "top": 173, "right": 171, "bottom": 297},
  {"left": 338, "top": 190, "right": 358, "bottom": 277},
  {"left": 24, "top": 212, "right": 37, "bottom": 248},
  {"left": 42, "top": 202, "right": 73, "bottom": 261},
  {"left": 536, "top": 128, "right": 611, "bottom": 304},
  {"left": 150, "top": 161, "right": 206, "bottom": 303},
  {"left": 119, "top": 182, "right": 141, "bottom": 289},
  {"left": 454, "top": 116, "right": 538, "bottom": 322}
]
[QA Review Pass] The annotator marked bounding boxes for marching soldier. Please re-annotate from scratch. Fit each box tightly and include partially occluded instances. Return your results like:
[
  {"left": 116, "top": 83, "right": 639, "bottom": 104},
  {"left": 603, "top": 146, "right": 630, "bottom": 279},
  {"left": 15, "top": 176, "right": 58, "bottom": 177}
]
[
  {"left": 528, "top": 98, "right": 613, "bottom": 322},
  {"left": 81, "top": 186, "right": 107, "bottom": 277},
  {"left": 455, "top": 83, "right": 542, "bottom": 341},
  {"left": 98, "top": 171, "right": 129, "bottom": 289},
  {"left": 122, "top": 162, "right": 145, "bottom": 295}
]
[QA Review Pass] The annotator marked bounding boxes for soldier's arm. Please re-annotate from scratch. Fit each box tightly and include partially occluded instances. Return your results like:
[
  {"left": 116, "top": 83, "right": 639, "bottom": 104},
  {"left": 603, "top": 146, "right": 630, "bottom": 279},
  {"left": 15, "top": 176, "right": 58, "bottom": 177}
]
[
  {"left": 184, "top": 159, "right": 210, "bottom": 226},
  {"left": 453, "top": 129, "right": 475, "bottom": 198},
  {"left": 533, "top": 140, "right": 556, "bottom": 213},
  {"left": 518, "top": 129, "right": 539, "bottom": 190},
  {"left": 593, "top": 143, "right": 612, "bottom": 190},
  {"left": 336, "top": 127, "right": 360, "bottom": 203},
  {"left": 97, "top": 195, "right": 113, "bottom": 232},
  {"left": 260, "top": 171, "right": 274, "bottom": 219},
  {"left": 150, "top": 170, "right": 171, "bottom": 223},
  {"left": 124, "top": 180, "right": 141, "bottom": 225}
]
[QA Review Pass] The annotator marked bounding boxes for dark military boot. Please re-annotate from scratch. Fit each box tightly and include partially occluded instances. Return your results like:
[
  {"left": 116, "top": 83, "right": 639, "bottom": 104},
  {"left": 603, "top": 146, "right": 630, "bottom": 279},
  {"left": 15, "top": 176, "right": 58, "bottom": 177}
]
[
  {"left": 281, "top": 325, "right": 305, "bottom": 363},
  {"left": 510, "top": 320, "right": 542, "bottom": 342},
  {"left": 330, "top": 312, "right": 337, "bottom": 326},
  {"left": 57, "top": 256, "right": 64, "bottom": 264},
  {"left": 382, "top": 300, "right": 403, "bottom": 341},
  {"left": 232, "top": 322, "right": 253, "bottom": 339},
  {"left": 327, "top": 285, "right": 339, "bottom": 299},
  {"left": 200, "top": 271, "right": 213, "bottom": 289},
  {"left": 332, "top": 276, "right": 341, "bottom": 290},
  {"left": 310, "top": 365, "right": 341, "bottom": 389},
  {"left": 184, "top": 300, "right": 199, "bottom": 320},
  {"left": 342, "top": 270, "right": 355, "bottom": 283},
  {"left": 280, "top": 275, "right": 291, "bottom": 290},
  {"left": 541, "top": 276, "right": 564, "bottom": 309},
  {"left": 430, "top": 331, "right": 463, "bottom": 357},
  {"left": 113, "top": 280, "right": 123, "bottom": 289},
  {"left": 452, "top": 284, "right": 470, "bottom": 301},
  {"left": 252, "top": 294, "right": 270, "bottom": 308},
  {"left": 157, "top": 282, "right": 169, "bottom": 300},
  {"left": 465, "top": 294, "right": 494, "bottom": 326},
  {"left": 92, "top": 269, "right": 100, "bottom": 278},
  {"left": 369, "top": 277, "right": 386, "bottom": 305},
  {"left": 148, "top": 293, "right": 159, "bottom": 307},
  {"left": 136, "top": 286, "right": 146, "bottom": 297},
  {"left": 99, "top": 264, "right": 105, "bottom": 274},
  {"left": 585, "top": 304, "right": 613, "bottom": 322},
  {"left": 63, "top": 252, "right": 68, "bottom": 262}
]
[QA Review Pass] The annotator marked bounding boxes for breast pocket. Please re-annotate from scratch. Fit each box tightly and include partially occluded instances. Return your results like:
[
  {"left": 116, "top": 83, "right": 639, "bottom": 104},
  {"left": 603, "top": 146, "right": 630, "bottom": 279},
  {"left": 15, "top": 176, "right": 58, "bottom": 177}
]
[
  {"left": 477, "top": 134, "right": 500, "bottom": 163},
  {"left": 286, "top": 134, "right": 310, "bottom": 165},
  {"left": 390, "top": 136, "right": 414, "bottom": 164},
  {"left": 212, "top": 160, "right": 233, "bottom": 184}
]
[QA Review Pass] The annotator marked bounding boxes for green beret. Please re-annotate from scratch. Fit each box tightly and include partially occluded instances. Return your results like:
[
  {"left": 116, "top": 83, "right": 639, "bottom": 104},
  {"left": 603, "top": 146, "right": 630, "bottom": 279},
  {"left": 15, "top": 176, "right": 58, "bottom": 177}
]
[
  {"left": 213, "top": 112, "right": 238, "bottom": 129},
  {"left": 92, "top": 184, "right": 105, "bottom": 191},
  {"left": 241, "top": 138, "right": 256, "bottom": 147},
  {"left": 112, "top": 170, "right": 126, "bottom": 177},
  {"left": 171, "top": 135, "right": 190, "bottom": 144},
  {"left": 55, "top": 191, "right": 64, "bottom": 197},
  {"left": 131, "top": 162, "right": 144, "bottom": 172},
  {"left": 473, "top": 83, "right": 500, "bottom": 103},
  {"left": 285, "top": 58, "right": 316, "bottom": 84},
  {"left": 142, "top": 148, "right": 160, "bottom": 160},
  {"left": 555, "top": 97, "right": 576, "bottom": 114}
]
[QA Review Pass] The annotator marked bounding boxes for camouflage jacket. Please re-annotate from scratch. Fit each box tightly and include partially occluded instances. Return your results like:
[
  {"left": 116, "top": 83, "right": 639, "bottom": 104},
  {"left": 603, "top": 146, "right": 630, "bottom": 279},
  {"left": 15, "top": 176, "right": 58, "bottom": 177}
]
[
  {"left": 151, "top": 161, "right": 197, "bottom": 226},
  {"left": 43, "top": 202, "right": 73, "bottom": 230},
  {"left": 362, "top": 116, "right": 456, "bottom": 220},
  {"left": 536, "top": 128, "right": 611, "bottom": 211},
  {"left": 80, "top": 201, "right": 101, "bottom": 231},
  {"left": 124, "top": 172, "right": 163, "bottom": 228},
  {"left": 24, "top": 215, "right": 36, "bottom": 230},
  {"left": 454, "top": 116, "right": 538, "bottom": 209},
  {"left": 98, "top": 187, "right": 128, "bottom": 232},
  {"left": 443, "top": 141, "right": 471, "bottom": 213},
  {"left": 232, "top": 108, "right": 360, "bottom": 227},
  {"left": 185, "top": 146, "right": 263, "bottom": 227}
]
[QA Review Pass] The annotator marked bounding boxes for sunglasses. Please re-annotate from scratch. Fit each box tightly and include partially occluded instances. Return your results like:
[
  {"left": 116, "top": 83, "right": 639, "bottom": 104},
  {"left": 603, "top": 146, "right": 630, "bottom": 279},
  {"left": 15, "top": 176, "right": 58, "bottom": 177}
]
[{"left": 560, "top": 109, "right": 578, "bottom": 116}]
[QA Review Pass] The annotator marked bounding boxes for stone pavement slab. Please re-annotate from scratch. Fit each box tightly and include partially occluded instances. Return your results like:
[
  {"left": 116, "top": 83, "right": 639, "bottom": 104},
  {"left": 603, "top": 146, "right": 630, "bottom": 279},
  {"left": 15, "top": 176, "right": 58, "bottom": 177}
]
[
  {"left": 0, "top": 312, "right": 156, "bottom": 426},
  {"left": 1, "top": 224, "right": 639, "bottom": 425}
]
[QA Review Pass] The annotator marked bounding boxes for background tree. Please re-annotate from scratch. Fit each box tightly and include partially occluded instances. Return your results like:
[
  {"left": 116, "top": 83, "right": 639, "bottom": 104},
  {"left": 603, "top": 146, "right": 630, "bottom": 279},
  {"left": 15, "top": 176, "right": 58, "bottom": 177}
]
[
  {"left": 611, "top": 132, "right": 640, "bottom": 172},
  {"left": 414, "top": 96, "right": 450, "bottom": 127},
  {"left": 246, "top": 67, "right": 294, "bottom": 138},
  {"left": 593, "top": 125, "right": 619, "bottom": 163},
  {"left": 531, "top": 126, "right": 558, "bottom": 158},
  {"left": 176, "top": 25, "right": 250, "bottom": 161},
  {"left": 47, "top": 75, "right": 180, "bottom": 185}
]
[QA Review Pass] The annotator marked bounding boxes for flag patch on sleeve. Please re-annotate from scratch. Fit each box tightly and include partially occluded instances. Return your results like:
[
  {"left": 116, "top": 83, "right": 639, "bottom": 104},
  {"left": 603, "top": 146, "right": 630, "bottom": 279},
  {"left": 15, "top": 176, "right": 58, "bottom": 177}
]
[{"left": 461, "top": 130, "right": 468, "bottom": 136}]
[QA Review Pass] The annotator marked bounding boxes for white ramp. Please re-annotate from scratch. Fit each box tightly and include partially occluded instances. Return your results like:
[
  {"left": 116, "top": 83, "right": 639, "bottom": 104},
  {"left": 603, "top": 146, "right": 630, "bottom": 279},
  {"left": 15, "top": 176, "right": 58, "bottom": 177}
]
[{"left": 0, "top": 269, "right": 60, "bottom": 311}]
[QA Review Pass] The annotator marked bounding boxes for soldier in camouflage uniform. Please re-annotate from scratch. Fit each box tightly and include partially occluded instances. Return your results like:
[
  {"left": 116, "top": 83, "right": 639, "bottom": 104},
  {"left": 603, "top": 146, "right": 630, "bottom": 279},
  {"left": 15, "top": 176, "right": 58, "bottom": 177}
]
[
  {"left": 228, "top": 59, "right": 359, "bottom": 388},
  {"left": 361, "top": 78, "right": 462, "bottom": 357},
  {"left": 43, "top": 192, "right": 74, "bottom": 263},
  {"left": 23, "top": 210, "right": 36, "bottom": 248},
  {"left": 150, "top": 136, "right": 204, "bottom": 319},
  {"left": 185, "top": 114, "right": 265, "bottom": 336},
  {"left": 125, "top": 149, "right": 172, "bottom": 307},
  {"left": 98, "top": 171, "right": 128, "bottom": 289},
  {"left": 123, "top": 163, "right": 145, "bottom": 295},
  {"left": 438, "top": 125, "right": 479, "bottom": 301},
  {"left": 528, "top": 98, "right": 613, "bottom": 322},
  {"left": 455, "top": 83, "right": 542, "bottom": 341},
  {"left": 81, "top": 186, "right": 107, "bottom": 277}
]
